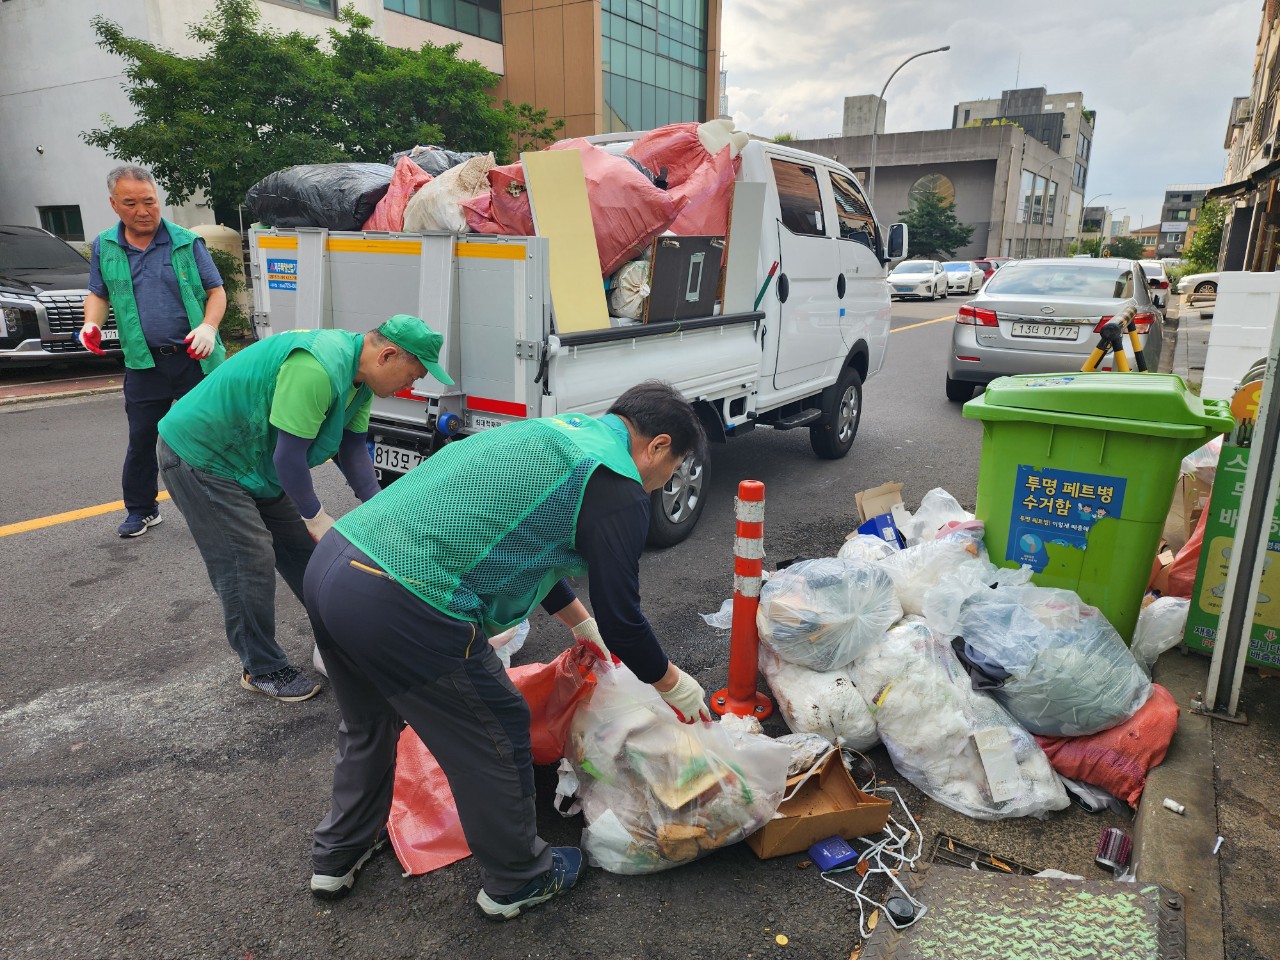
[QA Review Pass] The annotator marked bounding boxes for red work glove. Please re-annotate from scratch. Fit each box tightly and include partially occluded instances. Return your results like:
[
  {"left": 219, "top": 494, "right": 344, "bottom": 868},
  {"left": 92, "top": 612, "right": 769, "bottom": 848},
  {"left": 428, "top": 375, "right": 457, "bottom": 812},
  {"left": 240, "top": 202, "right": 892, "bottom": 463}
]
[{"left": 77, "top": 323, "right": 106, "bottom": 355}]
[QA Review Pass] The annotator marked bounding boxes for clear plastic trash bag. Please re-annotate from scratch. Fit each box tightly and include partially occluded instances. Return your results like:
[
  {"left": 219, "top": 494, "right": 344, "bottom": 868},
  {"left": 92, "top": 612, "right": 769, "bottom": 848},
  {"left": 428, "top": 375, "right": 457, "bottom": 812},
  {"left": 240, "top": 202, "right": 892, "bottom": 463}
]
[
  {"left": 758, "top": 643, "right": 879, "bottom": 751},
  {"left": 1131, "top": 597, "right": 1190, "bottom": 677},
  {"left": 837, "top": 534, "right": 900, "bottom": 562},
  {"left": 757, "top": 558, "right": 902, "bottom": 671},
  {"left": 852, "top": 618, "right": 1069, "bottom": 820},
  {"left": 568, "top": 663, "right": 790, "bottom": 874}
]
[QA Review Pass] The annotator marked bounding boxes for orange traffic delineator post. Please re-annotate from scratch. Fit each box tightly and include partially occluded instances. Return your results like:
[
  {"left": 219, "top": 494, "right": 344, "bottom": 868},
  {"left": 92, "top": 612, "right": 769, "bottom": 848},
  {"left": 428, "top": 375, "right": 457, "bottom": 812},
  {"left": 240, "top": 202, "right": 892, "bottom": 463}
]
[{"left": 712, "top": 480, "right": 774, "bottom": 719}]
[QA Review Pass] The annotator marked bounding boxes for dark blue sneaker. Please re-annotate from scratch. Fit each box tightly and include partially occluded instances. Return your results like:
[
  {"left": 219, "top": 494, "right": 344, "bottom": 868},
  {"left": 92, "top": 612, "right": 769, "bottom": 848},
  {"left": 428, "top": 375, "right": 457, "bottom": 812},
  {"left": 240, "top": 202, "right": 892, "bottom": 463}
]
[
  {"left": 476, "top": 847, "right": 583, "bottom": 920},
  {"left": 118, "top": 511, "right": 162, "bottom": 538},
  {"left": 310, "top": 829, "right": 389, "bottom": 899}
]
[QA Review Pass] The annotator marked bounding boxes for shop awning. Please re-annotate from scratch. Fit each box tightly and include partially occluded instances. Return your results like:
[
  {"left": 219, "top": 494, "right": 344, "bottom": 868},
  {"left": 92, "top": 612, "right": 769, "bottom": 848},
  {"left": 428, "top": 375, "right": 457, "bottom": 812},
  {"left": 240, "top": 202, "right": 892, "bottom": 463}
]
[{"left": 1206, "top": 157, "right": 1280, "bottom": 199}]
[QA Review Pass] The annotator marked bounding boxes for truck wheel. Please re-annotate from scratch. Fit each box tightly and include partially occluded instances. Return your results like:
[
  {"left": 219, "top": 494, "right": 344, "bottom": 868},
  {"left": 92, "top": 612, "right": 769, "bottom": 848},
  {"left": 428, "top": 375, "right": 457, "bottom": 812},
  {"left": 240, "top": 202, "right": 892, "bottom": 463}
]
[
  {"left": 647, "top": 452, "right": 708, "bottom": 548},
  {"left": 946, "top": 375, "right": 974, "bottom": 403},
  {"left": 810, "top": 367, "right": 862, "bottom": 460}
]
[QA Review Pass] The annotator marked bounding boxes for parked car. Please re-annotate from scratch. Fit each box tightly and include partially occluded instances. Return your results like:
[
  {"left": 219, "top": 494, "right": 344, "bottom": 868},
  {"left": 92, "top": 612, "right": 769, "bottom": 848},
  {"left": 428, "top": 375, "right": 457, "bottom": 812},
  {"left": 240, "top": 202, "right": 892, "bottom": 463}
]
[
  {"left": 1137, "top": 260, "right": 1170, "bottom": 311},
  {"left": 1177, "top": 271, "right": 1219, "bottom": 296},
  {"left": 945, "top": 257, "right": 1165, "bottom": 402},
  {"left": 0, "top": 224, "right": 120, "bottom": 362},
  {"left": 888, "top": 260, "right": 947, "bottom": 300},
  {"left": 942, "top": 261, "right": 984, "bottom": 295},
  {"left": 986, "top": 256, "right": 1014, "bottom": 269},
  {"left": 973, "top": 257, "right": 1013, "bottom": 282}
]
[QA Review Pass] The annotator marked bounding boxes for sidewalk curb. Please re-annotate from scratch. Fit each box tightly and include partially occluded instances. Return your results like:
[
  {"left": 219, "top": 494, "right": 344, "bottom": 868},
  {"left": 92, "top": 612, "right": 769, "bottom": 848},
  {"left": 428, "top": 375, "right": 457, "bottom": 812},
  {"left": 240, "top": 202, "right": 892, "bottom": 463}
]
[
  {"left": 0, "top": 384, "right": 123, "bottom": 408},
  {"left": 1134, "top": 650, "right": 1224, "bottom": 960}
]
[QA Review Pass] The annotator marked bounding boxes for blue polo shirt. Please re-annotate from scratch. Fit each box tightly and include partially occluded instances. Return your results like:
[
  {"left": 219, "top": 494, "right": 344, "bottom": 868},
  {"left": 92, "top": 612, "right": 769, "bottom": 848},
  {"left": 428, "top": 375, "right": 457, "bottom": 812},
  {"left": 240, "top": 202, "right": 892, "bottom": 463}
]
[{"left": 88, "top": 223, "right": 223, "bottom": 348}]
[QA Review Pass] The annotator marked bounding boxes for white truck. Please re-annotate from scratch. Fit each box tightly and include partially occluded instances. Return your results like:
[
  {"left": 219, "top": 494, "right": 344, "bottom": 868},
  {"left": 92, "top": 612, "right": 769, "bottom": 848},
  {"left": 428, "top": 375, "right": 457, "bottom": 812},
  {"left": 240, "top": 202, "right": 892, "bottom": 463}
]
[{"left": 248, "top": 135, "right": 907, "bottom": 546}]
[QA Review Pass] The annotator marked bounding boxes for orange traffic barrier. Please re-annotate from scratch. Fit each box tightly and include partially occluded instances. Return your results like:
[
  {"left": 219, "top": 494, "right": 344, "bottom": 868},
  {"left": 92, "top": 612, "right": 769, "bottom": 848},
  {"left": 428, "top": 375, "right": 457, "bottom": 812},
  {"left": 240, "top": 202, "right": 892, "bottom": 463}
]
[{"left": 711, "top": 480, "right": 774, "bottom": 719}]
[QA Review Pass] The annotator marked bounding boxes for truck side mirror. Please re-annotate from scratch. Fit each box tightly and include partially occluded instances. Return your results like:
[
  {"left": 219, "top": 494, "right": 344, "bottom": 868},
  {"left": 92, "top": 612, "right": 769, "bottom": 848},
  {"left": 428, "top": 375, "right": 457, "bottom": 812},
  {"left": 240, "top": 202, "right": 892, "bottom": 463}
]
[{"left": 886, "top": 223, "right": 908, "bottom": 262}]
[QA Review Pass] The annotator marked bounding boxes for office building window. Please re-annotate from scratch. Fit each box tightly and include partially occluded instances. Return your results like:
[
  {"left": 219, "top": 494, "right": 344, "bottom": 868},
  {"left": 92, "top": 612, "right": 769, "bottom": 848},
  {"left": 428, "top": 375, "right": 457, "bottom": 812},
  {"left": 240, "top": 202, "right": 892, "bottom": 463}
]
[
  {"left": 272, "top": 0, "right": 336, "bottom": 13},
  {"left": 1165, "top": 233, "right": 1182, "bottom": 243},
  {"left": 602, "top": 0, "right": 707, "bottom": 132},
  {"left": 39, "top": 205, "right": 84, "bottom": 242},
  {"left": 1046, "top": 180, "right": 1058, "bottom": 226},
  {"left": 1174, "top": 209, "right": 1189, "bottom": 221},
  {"left": 384, "top": 0, "right": 502, "bottom": 43}
]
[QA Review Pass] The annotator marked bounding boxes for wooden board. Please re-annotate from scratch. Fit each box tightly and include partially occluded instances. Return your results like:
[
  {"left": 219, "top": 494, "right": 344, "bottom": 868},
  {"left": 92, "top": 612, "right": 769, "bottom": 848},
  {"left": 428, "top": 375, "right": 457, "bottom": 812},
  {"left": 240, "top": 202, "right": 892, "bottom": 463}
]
[
  {"left": 721, "top": 181, "right": 766, "bottom": 314},
  {"left": 522, "top": 150, "right": 610, "bottom": 333}
]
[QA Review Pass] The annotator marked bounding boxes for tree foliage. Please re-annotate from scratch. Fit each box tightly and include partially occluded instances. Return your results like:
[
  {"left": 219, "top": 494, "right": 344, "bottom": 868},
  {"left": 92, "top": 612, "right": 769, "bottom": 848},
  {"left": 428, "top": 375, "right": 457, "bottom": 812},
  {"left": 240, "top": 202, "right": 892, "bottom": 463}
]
[
  {"left": 899, "top": 189, "right": 974, "bottom": 259},
  {"left": 1184, "top": 201, "right": 1228, "bottom": 272},
  {"left": 83, "top": 0, "right": 561, "bottom": 214},
  {"left": 1104, "top": 236, "right": 1145, "bottom": 259}
]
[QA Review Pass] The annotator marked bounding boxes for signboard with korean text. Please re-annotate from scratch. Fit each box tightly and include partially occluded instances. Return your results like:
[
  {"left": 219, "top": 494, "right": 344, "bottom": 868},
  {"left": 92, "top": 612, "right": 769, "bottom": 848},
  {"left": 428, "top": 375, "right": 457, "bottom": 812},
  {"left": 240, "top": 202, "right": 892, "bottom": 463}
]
[
  {"left": 266, "top": 258, "right": 298, "bottom": 291},
  {"left": 1183, "top": 443, "right": 1280, "bottom": 668},
  {"left": 1007, "top": 465, "right": 1127, "bottom": 572}
]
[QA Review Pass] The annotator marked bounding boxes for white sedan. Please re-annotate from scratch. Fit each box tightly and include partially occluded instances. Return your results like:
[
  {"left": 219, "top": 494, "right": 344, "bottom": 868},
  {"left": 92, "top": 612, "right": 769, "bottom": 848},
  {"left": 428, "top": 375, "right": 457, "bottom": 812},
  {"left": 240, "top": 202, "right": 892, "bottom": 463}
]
[
  {"left": 888, "top": 260, "right": 947, "bottom": 300},
  {"left": 942, "top": 261, "right": 984, "bottom": 295},
  {"left": 1177, "top": 272, "right": 1219, "bottom": 296}
]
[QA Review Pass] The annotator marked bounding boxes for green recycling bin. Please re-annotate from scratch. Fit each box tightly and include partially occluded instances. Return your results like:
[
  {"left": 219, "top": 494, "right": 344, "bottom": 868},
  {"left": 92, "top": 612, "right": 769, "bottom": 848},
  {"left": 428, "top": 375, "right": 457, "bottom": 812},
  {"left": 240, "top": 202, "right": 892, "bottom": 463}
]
[{"left": 964, "top": 372, "right": 1234, "bottom": 641}]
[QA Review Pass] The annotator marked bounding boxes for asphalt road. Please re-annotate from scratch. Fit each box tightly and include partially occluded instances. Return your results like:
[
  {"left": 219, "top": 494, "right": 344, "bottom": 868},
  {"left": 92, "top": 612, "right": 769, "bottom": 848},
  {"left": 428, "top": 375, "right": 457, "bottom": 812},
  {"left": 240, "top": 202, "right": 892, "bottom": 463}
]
[{"left": 0, "top": 297, "right": 1144, "bottom": 960}]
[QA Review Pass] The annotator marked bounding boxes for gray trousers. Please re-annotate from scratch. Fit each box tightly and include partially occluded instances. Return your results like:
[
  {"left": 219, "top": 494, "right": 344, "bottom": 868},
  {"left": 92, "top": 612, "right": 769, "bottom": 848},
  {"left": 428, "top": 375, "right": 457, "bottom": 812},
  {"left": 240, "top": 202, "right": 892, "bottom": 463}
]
[
  {"left": 304, "top": 531, "right": 551, "bottom": 896},
  {"left": 157, "top": 436, "right": 315, "bottom": 676}
]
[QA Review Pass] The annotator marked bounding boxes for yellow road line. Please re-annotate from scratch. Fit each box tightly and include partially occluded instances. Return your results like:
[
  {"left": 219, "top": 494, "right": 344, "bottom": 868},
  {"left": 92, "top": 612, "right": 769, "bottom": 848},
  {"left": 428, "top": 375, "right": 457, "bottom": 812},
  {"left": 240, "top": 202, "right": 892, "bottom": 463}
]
[
  {"left": 893, "top": 315, "right": 955, "bottom": 333},
  {"left": 0, "top": 491, "right": 171, "bottom": 538}
]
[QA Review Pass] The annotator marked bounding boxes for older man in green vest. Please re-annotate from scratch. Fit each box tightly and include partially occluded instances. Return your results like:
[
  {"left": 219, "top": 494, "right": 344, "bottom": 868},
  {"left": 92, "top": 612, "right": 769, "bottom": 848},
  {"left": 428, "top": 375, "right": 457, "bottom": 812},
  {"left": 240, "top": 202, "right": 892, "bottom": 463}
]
[
  {"left": 303, "top": 381, "right": 710, "bottom": 918},
  {"left": 157, "top": 315, "right": 452, "bottom": 703},
  {"left": 81, "top": 165, "right": 228, "bottom": 539}
]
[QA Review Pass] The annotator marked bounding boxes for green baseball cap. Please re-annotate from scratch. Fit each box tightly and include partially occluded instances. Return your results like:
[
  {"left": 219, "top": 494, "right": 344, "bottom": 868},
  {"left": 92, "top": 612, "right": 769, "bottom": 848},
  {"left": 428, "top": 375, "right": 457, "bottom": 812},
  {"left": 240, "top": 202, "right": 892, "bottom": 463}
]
[{"left": 378, "top": 314, "right": 454, "bottom": 385}]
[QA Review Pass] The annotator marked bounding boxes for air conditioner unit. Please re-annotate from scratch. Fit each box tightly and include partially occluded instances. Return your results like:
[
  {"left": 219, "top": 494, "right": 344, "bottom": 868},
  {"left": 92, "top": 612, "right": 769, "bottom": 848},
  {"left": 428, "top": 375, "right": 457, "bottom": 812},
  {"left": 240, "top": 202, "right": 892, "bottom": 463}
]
[{"left": 1236, "top": 97, "right": 1254, "bottom": 123}]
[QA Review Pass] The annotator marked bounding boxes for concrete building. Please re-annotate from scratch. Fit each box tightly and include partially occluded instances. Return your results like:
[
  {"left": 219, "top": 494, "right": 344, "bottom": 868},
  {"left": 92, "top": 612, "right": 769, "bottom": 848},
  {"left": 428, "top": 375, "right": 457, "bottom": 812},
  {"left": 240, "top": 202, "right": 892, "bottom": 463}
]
[
  {"left": 0, "top": 0, "right": 721, "bottom": 236},
  {"left": 842, "top": 95, "right": 885, "bottom": 138},
  {"left": 953, "top": 87, "right": 1095, "bottom": 239},
  {"left": 1131, "top": 224, "right": 1160, "bottom": 260},
  {"left": 789, "top": 123, "right": 1071, "bottom": 261},
  {"left": 1155, "top": 184, "right": 1213, "bottom": 258}
]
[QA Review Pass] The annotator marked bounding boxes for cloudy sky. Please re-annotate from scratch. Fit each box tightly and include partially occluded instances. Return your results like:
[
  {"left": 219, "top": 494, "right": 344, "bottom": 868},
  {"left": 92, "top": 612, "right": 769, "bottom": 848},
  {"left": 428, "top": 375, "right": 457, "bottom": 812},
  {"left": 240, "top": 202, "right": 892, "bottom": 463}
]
[{"left": 723, "top": 0, "right": 1260, "bottom": 229}]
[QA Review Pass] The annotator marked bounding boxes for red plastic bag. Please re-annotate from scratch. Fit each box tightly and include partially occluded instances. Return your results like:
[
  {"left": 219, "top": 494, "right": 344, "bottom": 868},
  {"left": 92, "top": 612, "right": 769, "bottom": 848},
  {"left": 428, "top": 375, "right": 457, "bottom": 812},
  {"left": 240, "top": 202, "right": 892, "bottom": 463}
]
[
  {"left": 625, "top": 122, "right": 707, "bottom": 188},
  {"left": 1035, "top": 683, "right": 1180, "bottom": 808},
  {"left": 1165, "top": 502, "right": 1209, "bottom": 598},
  {"left": 387, "top": 646, "right": 597, "bottom": 875},
  {"left": 362, "top": 156, "right": 432, "bottom": 232}
]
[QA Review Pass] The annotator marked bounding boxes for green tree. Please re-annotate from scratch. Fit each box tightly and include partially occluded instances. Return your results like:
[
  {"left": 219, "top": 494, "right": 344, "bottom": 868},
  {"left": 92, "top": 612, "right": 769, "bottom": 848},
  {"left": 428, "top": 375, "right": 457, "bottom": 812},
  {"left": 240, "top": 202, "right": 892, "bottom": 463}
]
[
  {"left": 899, "top": 189, "right": 974, "bottom": 259},
  {"left": 1183, "top": 201, "right": 1228, "bottom": 272},
  {"left": 1104, "top": 235, "right": 1145, "bottom": 259},
  {"left": 83, "top": 0, "right": 560, "bottom": 215},
  {"left": 772, "top": 132, "right": 795, "bottom": 142}
]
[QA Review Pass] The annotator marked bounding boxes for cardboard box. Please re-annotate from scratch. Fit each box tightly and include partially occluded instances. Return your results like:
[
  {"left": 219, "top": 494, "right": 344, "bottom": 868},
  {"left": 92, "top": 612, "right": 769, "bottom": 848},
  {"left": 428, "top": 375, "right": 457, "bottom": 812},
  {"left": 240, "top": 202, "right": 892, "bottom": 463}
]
[
  {"left": 745, "top": 752, "right": 892, "bottom": 860},
  {"left": 1163, "top": 473, "right": 1211, "bottom": 551},
  {"left": 855, "top": 482, "right": 904, "bottom": 525}
]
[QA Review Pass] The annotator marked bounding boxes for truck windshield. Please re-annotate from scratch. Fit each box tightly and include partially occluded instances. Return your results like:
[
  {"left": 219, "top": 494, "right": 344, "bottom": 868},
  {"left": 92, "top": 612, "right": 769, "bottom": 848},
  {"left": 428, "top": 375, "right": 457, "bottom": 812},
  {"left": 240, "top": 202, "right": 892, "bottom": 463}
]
[{"left": 0, "top": 230, "right": 87, "bottom": 272}]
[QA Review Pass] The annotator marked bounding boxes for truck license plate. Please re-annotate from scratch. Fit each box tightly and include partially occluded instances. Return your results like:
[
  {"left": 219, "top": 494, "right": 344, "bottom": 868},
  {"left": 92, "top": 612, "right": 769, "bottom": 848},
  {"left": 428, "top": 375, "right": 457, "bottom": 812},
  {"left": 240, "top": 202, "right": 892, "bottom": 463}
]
[
  {"left": 1010, "top": 322, "right": 1075, "bottom": 340},
  {"left": 372, "top": 442, "right": 424, "bottom": 474}
]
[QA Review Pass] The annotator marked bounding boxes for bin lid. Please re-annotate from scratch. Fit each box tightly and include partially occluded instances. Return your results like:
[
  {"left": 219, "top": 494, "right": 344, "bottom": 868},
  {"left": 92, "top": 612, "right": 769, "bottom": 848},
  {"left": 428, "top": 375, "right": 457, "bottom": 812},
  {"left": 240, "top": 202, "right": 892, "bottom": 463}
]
[{"left": 963, "top": 372, "right": 1235, "bottom": 438}]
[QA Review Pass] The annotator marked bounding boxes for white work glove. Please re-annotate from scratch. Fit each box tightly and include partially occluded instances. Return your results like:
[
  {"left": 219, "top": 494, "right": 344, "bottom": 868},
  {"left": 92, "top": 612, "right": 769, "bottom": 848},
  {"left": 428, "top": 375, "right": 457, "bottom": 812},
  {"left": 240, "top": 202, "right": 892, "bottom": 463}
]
[
  {"left": 571, "top": 617, "right": 618, "bottom": 664},
  {"left": 184, "top": 322, "right": 218, "bottom": 359},
  {"left": 657, "top": 667, "right": 711, "bottom": 724},
  {"left": 303, "top": 508, "right": 336, "bottom": 543},
  {"left": 77, "top": 322, "right": 106, "bottom": 355}
]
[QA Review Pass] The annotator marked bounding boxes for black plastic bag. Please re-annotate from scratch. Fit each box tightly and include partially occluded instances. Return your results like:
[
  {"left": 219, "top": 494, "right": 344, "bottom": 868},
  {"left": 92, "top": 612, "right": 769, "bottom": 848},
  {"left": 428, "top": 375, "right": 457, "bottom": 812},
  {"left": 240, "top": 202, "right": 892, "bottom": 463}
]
[
  {"left": 391, "top": 145, "right": 489, "bottom": 177},
  {"left": 245, "top": 163, "right": 395, "bottom": 230}
]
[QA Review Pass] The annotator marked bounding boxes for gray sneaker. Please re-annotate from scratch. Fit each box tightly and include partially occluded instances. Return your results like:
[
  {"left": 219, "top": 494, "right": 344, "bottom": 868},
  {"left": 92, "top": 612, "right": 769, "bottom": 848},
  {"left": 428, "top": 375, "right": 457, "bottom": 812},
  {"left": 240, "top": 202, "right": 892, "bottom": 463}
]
[
  {"left": 240, "top": 665, "right": 320, "bottom": 703},
  {"left": 310, "top": 829, "right": 389, "bottom": 899}
]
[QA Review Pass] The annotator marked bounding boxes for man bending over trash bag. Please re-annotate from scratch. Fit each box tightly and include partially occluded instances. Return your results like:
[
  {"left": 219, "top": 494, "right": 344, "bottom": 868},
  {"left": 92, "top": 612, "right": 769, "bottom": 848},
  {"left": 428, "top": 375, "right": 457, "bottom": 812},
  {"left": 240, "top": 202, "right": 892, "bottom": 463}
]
[{"left": 304, "top": 380, "right": 711, "bottom": 919}]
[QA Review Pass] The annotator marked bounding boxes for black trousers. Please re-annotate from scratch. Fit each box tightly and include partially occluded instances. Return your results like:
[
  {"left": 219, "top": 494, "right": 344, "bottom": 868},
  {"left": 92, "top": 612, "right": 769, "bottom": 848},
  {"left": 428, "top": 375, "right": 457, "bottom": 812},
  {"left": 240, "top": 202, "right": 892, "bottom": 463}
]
[
  {"left": 122, "top": 351, "right": 202, "bottom": 515},
  {"left": 304, "top": 531, "right": 552, "bottom": 895}
]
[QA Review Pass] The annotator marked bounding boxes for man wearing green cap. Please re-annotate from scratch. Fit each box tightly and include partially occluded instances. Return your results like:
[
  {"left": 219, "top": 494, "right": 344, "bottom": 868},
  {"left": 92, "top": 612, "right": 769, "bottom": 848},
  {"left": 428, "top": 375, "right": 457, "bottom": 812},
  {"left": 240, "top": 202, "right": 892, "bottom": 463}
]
[{"left": 157, "top": 315, "right": 453, "bottom": 702}]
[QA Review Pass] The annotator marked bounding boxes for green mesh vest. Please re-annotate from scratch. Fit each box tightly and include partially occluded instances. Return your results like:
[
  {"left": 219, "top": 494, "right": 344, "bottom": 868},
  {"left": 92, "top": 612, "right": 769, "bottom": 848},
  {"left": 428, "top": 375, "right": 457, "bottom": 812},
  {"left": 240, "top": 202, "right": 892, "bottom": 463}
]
[
  {"left": 96, "top": 220, "right": 226, "bottom": 374},
  {"left": 158, "top": 329, "right": 370, "bottom": 498},
  {"left": 336, "top": 413, "right": 642, "bottom": 633}
]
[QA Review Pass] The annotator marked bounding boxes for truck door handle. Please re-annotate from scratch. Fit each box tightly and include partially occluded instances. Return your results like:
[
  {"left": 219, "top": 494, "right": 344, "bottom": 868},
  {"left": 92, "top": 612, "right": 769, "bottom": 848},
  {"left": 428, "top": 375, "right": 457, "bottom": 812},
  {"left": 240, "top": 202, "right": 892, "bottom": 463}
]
[
  {"left": 777, "top": 273, "right": 789, "bottom": 303},
  {"left": 836, "top": 274, "right": 846, "bottom": 299}
]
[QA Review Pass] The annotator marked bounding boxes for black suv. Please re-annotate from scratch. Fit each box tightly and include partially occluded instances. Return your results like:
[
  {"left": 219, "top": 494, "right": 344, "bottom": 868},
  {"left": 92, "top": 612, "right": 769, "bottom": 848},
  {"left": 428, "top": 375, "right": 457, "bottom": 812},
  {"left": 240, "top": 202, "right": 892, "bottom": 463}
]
[{"left": 0, "top": 224, "right": 120, "bottom": 362}]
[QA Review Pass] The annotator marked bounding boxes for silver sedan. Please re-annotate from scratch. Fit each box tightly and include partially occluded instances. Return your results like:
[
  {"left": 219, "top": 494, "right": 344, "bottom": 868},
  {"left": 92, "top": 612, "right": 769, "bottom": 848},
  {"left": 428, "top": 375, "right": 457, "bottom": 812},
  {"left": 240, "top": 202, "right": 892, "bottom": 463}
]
[{"left": 945, "top": 257, "right": 1165, "bottom": 402}]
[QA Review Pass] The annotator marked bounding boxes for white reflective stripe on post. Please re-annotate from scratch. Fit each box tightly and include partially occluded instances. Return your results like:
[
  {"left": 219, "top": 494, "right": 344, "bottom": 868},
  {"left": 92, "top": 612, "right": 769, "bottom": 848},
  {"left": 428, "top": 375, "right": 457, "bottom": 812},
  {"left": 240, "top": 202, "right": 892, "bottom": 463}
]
[
  {"left": 734, "top": 536, "right": 765, "bottom": 559},
  {"left": 734, "top": 574, "right": 763, "bottom": 597},
  {"left": 735, "top": 499, "right": 766, "bottom": 522}
]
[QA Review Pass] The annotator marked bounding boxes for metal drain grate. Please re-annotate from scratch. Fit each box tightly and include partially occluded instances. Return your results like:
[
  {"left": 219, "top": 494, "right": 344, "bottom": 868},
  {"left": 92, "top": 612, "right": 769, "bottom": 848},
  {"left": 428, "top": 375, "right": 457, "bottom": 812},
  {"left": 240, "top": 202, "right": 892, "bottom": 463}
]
[
  {"left": 929, "top": 833, "right": 1039, "bottom": 875},
  {"left": 860, "top": 862, "right": 1185, "bottom": 960}
]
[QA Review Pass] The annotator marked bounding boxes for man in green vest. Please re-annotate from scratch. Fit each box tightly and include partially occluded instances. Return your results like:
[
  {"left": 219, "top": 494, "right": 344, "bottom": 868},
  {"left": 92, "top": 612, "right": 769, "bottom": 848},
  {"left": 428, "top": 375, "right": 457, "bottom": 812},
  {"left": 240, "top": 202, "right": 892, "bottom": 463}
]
[
  {"left": 156, "top": 314, "right": 452, "bottom": 704},
  {"left": 303, "top": 380, "right": 710, "bottom": 919},
  {"left": 81, "top": 164, "right": 228, "bottom": 538}
]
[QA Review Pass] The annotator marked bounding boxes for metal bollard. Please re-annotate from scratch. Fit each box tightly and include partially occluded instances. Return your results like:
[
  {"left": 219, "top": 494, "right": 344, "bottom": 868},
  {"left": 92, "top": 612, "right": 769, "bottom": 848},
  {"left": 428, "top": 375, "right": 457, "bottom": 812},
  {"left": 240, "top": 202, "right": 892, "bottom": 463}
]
[{"left": 711, "top": 480, "right": 774, "bottom": 719}]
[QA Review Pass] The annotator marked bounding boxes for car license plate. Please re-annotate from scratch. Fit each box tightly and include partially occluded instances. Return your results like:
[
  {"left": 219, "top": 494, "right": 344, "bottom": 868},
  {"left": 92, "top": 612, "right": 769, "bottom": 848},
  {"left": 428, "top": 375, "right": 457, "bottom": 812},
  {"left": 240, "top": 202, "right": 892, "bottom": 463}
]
[
  {"left": 1010, "top": 322, "right": 1076, "bottom": 340},
  {"left": 894, "top": 286, "right": 913, "bottom": 293},
  {"left": 372, "top": 442, "right": 424, "bottom": 474},
  {"left": 100, "top": 329, "right": 119, "bottom": 342}
]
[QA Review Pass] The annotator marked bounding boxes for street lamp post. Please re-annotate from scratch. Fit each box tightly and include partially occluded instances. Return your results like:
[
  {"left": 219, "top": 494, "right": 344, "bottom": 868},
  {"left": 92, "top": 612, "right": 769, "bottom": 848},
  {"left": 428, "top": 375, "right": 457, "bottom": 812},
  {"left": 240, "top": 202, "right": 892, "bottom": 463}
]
[
  {"left": 1020, "top": 156, "right": 1071, "bottom": 258},
  {"left": 868, "top": 45, "right": 950, "bottom": 203},
  {"left": 1084, "top": 192, "right": 1111, "bottom": 256}
]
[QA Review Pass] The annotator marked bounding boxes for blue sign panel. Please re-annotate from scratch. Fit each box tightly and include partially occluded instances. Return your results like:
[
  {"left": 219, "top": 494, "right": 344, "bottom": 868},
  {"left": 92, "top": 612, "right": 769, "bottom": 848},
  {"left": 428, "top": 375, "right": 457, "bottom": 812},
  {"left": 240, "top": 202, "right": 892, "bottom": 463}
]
[
  {"left": 1007, "top": 465, "right": 1127, "bottom": 571},
  {"left": 266, "top": 258, "right": 298, "bottom": 291}
]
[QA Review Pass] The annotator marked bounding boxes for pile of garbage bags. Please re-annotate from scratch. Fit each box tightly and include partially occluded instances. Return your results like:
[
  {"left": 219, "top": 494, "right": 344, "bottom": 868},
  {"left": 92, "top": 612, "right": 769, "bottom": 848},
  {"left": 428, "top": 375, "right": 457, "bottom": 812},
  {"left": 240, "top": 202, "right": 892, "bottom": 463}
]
[
  {"left": 244, "top": 119, "right": 749, "bottom": 284},
  {"left": 569, "top": 663, "right": 790, "bottom": 874},
  {"left": 735, "top": 487, "right": 1162, "bottom": 821}
]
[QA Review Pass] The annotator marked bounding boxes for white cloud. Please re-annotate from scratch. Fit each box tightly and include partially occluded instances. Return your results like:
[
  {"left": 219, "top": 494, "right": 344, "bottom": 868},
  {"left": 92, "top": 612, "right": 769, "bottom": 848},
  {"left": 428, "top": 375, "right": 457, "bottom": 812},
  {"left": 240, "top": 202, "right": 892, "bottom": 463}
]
[{"left": 721, "top": 0, "right": 1259, "bottom": 225}]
